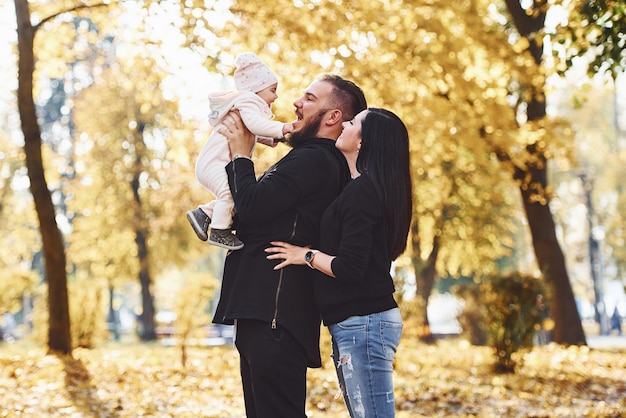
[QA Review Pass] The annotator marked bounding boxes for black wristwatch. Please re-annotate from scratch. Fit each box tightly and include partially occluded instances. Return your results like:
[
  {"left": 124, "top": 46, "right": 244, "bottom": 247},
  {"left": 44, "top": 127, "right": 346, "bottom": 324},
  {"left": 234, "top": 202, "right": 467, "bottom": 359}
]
[{"left": 304, "top": 250, "right": 319, "bottom": 269}]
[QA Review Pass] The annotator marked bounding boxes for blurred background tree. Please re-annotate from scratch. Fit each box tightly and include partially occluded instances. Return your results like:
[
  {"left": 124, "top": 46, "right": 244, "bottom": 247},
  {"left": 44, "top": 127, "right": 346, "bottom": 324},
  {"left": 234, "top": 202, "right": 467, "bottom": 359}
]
[
  {"left": 551, "top": 0, "right": 626, "bottom": 332},
  {"left": 4, "top": 0, "right": 625, "bottom": 353}
]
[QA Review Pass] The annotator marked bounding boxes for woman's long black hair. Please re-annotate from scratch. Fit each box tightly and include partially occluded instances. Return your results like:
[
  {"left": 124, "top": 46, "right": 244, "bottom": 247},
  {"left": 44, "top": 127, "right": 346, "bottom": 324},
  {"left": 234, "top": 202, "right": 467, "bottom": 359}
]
[{"left": 356, "top": 108, "right": 413, "bottom": 260}]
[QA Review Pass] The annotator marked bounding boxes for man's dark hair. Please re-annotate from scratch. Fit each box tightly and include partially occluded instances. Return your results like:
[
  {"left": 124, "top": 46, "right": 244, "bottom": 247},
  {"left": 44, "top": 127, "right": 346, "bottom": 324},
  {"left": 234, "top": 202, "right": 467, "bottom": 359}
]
[{"left": 316, "top": 74, "right": 367, "bottom": 121}]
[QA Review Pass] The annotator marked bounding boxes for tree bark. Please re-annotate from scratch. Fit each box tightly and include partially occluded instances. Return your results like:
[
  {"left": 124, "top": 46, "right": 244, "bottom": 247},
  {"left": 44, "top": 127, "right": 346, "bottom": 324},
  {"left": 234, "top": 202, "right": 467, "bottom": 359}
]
[
  {"left": 505, "top": 0, "right": 586, "bottom": 344},
  {"left": 131, "top": 125, "right": 156, "bottom": 341},
  {"left": 135, "top": 225, "right": 156, "bottom": 341},
  {"left": 516, "top": 161, "right": 586, "bottom": 344},
  {"left": 415, "top": 234, "right": 440, "bottom": 342},
  {"left": 14, "top": 0, "right": 72, "bottom": 354}
]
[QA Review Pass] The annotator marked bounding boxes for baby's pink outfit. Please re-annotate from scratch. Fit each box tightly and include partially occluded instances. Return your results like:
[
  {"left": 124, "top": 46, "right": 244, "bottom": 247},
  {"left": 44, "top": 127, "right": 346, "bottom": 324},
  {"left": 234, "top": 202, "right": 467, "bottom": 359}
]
[{"left": 194, "top": 90, "right": 285, "bottom": 230}]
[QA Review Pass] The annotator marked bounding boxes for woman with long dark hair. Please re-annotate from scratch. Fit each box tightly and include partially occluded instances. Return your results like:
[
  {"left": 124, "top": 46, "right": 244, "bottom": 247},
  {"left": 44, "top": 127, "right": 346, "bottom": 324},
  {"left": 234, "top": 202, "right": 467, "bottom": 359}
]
[{"left": 266, "top": 107, "right": 413, "bottom": 417}]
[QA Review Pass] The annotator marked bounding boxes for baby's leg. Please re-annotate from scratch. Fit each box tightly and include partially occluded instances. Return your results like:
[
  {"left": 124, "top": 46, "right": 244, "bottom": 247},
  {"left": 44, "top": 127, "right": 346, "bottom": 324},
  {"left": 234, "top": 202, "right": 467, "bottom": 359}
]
[{"left": 210, "top": 187, "right": 235, "bottom": 230}]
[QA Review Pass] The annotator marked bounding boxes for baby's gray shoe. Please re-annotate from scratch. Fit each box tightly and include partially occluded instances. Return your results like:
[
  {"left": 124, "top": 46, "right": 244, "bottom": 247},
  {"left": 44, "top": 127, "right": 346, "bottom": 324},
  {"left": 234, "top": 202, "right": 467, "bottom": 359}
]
[
  {"left": 208, "top": 228, "right": 244, "bottom": 250},
  {"left": 186, "top": 208, "right": 210, "bottom": 241}
]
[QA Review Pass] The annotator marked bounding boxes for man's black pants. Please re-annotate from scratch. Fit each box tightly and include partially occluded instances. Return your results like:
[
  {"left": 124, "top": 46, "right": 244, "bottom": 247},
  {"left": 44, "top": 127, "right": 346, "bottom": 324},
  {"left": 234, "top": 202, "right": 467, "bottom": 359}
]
[{"left": 234, "top": 319, "right": 309, "bottom": 418}]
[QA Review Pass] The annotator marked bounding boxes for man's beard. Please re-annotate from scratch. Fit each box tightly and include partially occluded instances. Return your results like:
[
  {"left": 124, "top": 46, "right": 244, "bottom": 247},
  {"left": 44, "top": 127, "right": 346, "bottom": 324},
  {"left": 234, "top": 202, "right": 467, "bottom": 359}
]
[{"left": 286, "top": 111, "right": 325, "bottom": 149}]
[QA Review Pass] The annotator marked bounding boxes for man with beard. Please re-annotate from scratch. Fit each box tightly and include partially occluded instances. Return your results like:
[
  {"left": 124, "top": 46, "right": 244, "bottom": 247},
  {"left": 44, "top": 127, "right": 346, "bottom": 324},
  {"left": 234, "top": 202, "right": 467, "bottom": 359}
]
[{"left": 212, "top": 73, "right": 367, "bottom": 418}]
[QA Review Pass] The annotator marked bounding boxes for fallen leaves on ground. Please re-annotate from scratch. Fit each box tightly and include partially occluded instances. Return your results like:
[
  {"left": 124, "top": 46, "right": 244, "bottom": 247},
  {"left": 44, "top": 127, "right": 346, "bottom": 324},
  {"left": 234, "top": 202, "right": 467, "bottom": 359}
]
[{"left": 0, "top": 337, "right": 624, "bottom": 417}]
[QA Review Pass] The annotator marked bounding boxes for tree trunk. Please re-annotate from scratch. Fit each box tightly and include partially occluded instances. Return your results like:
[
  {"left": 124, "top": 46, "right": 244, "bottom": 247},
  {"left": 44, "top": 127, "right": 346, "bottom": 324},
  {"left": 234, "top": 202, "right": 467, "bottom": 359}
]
[
  {"left": 516, "top": 161, "right": 586, "bottom": 344},
  {"left": 135, "top": 226, "right": 157, "bottom": 341},
  {"left": 415, "top": 235, "right": 440, "bottom": 342},
  {"left": 14, "top": 0, "right": 72, "bottom": 354},
  {"left": 505, "top": 0, "right": 586, "bottom": 345},
  {"left": 131, "top": 126, "right": 156, "bottom": 341}
]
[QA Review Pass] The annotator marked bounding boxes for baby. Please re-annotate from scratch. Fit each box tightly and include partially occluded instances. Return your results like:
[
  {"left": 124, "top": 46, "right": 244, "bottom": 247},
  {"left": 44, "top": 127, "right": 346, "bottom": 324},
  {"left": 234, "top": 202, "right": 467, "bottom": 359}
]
[{"left": 186, "top": 53, "right": 293, "bottom": 250}]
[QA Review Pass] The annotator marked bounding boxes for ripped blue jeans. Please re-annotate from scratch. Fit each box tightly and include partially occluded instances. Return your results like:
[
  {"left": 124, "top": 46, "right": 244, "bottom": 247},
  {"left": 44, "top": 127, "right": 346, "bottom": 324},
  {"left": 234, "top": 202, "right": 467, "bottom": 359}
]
[{"left": 328, "top": 308, "right": 403, "bottom": 418}]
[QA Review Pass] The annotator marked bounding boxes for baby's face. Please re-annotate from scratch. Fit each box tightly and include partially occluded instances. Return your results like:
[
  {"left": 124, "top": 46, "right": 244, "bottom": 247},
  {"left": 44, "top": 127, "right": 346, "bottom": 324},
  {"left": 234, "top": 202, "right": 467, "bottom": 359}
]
[{"left": 257, "top": 83, "right": 279, "bottom": 106}]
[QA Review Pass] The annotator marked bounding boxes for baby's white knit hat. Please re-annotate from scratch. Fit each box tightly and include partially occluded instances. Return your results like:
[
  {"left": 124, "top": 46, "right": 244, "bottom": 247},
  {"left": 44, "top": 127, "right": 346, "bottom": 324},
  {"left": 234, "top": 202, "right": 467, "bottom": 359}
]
[{"left": 234, "top": 53, "right": 278, "bottom": 93}]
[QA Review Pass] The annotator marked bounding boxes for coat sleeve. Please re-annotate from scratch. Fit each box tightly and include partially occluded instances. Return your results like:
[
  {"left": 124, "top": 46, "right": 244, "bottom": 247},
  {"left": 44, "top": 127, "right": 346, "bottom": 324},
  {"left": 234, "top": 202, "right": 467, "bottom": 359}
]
[{"left": 226, "top": 147, "right": 327, "bottom": 224}]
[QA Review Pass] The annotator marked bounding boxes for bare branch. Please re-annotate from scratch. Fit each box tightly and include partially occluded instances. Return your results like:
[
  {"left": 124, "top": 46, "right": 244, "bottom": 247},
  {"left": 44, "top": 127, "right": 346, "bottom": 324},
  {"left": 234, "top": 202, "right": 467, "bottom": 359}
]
[{"left": 34, "top": 1, "right": 115, "bottom": 32}]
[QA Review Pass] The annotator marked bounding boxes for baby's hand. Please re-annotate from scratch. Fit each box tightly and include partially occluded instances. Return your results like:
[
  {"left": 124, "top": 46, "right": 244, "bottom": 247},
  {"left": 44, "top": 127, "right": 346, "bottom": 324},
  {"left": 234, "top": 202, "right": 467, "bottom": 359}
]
[{"left": 282, "top": 123, "right": 294, "bottom": 135}]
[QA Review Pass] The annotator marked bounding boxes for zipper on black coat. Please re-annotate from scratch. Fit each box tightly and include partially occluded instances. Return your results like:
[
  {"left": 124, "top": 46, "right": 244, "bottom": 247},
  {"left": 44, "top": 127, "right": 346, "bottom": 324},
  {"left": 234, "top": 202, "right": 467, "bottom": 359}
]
[
  {"left": 232, "top": 159, "right": 238, "bottom": 194},
  {"left": 271, "top": 214, "right": 298, "bottom": 329}
]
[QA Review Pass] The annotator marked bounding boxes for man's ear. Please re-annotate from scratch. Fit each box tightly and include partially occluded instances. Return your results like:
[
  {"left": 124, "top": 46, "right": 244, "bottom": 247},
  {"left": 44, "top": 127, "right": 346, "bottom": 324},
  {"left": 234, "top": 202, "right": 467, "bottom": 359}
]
[{"left": 325, "top": 109, "right": 343, "bottom": 126}]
